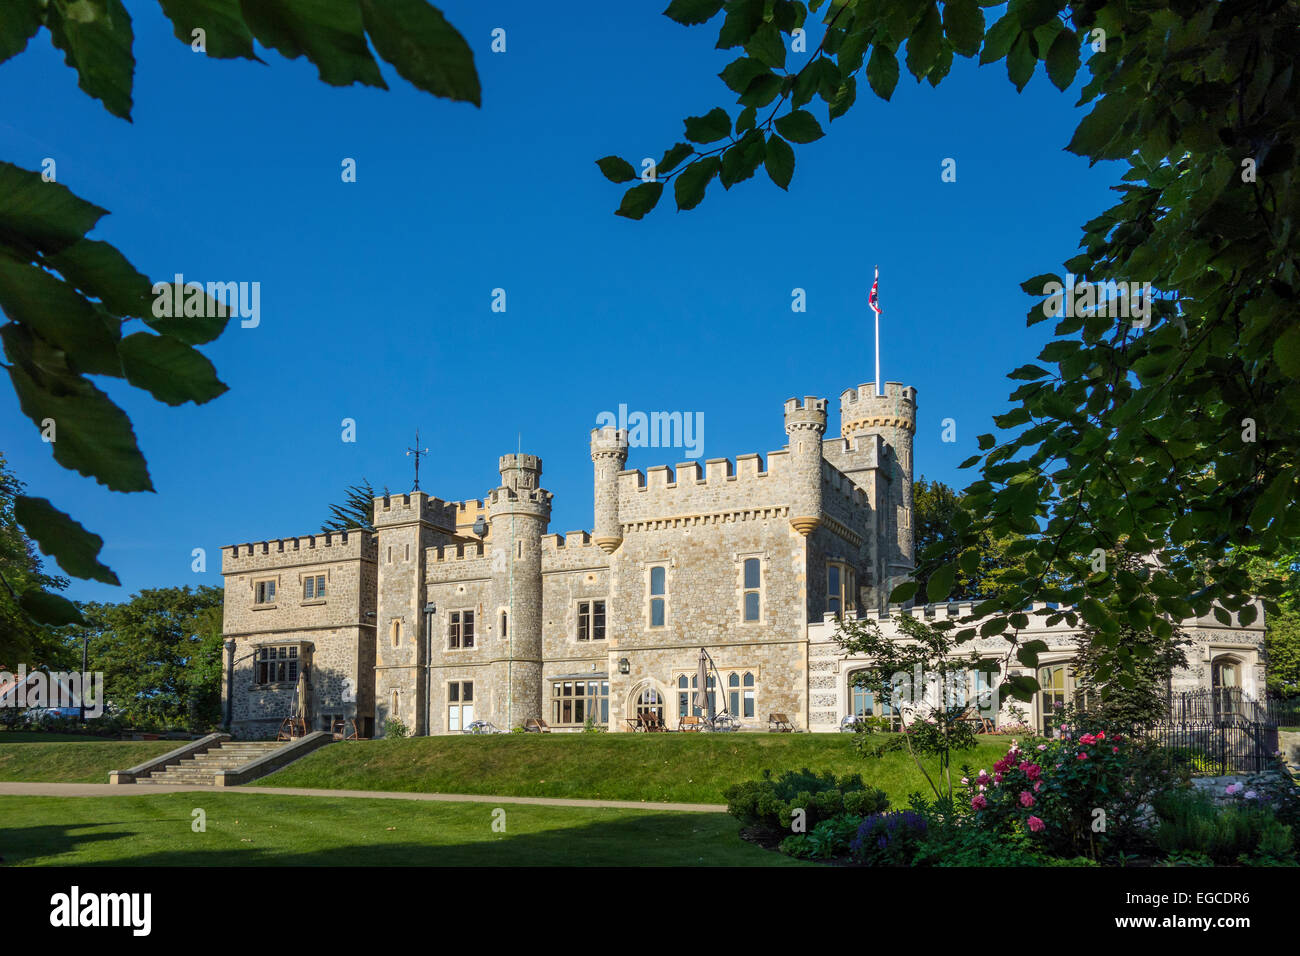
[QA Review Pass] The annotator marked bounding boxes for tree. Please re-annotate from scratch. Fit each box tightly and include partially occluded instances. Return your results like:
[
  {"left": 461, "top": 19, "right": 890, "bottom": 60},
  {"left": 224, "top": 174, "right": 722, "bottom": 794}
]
[
  {"left": 914, "top": 477, "right": 1029, "bottom": 601},
  {"left": 835, "top": 612, "right": 983, "bottom": 801},
  {"left": 0, "top": 1, "right": 480, "bottom": 628},
  {"left": 0, "top": 453, "right": 74, "bottom": 666},
  {"left": 67, "top": 586, "right": 225, "bottom": 728},
  {"left": 322, "top": 479, "right": 387, "bottom": 534},
  {"left": 1070, "top": 556, "right": 1191, "bottom": 725},
  {"left": 608, "top": 1, "right": 1300, "bottom": 704}
]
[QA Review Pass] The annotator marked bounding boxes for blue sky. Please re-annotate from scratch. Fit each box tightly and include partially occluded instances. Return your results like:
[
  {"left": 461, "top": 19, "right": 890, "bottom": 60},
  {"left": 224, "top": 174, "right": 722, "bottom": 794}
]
[{"left": 0, "top": 2, "right": 1116, "bottom": 604}]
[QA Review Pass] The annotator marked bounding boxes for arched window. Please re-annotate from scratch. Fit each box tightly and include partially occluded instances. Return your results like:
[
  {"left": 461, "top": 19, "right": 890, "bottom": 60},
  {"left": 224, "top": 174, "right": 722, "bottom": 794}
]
[
  {"left": 634, "top": 686, "right": 663, "bottom": 722},
  {"left": 728, "top": 672, "right": 740, "bottom": 716},
  {"left": 390, "top": 691, "right": 399, "bottom": 721}
]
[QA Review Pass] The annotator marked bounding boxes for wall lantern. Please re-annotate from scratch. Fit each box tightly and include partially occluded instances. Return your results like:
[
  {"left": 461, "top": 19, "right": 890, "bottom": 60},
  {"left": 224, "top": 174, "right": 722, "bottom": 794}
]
[{"left": 618, "top": 658, "right": 630, "bottom": 675}]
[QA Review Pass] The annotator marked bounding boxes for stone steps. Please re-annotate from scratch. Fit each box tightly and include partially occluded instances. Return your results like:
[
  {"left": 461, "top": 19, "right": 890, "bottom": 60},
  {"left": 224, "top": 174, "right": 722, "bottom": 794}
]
[{"left": 138, "top": 740, "right": 286, "bottom": 785}]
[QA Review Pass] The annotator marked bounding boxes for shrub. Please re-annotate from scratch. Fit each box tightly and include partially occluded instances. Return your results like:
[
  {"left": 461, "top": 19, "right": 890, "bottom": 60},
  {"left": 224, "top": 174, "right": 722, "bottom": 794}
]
[
  {"left": 384, "top": 718, "right": 409, "bottom": 739},
  {"left": 780, "top": 814, "right": 862, "bottom": 860},
  {"left": 724, "top": 768, "right": 888, "bottom": 837},
  {"left": 1152, "top": 789, "right": 1295, "bottom": 865},
  {"left": 849, "top": 810, "right": 930, "bottom": 866},
  {"left": 960, "top": 727, "right": 1168, "bottom": 860}
]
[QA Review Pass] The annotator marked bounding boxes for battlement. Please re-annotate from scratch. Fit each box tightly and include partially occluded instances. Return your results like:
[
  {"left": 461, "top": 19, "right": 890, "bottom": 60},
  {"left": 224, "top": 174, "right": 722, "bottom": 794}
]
[
  {"left": 840, "top": 382, "right": 918, "bottom": 436},
  {"left": 499, "top": 453, "right": 542, "bottom": 472},
  {"left": 784, "top": 395, "right": 828, "bottom": 433},
  {"left": 222, "top": 530, "right": 376, "bottom": 572},
  {"left": 373, "top": 491, "right": 457, "bottom": 528},
  {"left": 590, "top": 426, "right": 630, "bottom": 451},
  {"left": 429, "top": 541, "right": 487, "bottom": 563},
  {"left": 540, "top": 531, "right": 600, "bottom": 555}
]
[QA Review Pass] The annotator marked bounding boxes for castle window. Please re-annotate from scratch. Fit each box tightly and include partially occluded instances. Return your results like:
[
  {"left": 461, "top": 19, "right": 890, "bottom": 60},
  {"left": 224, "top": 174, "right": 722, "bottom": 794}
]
[
  {"left": 391, "top": 620, "right": 401, "bottom": 647},
  {"left": 448, "top": 610, "right": 475, "bottom": 649},
  {"left": 741, "top": 557, "right": 762, "bottom": 622},
  {"left": 303, "top": 575, "right": 325, "bottom": 600},
  {"left": 726, "top": 671, "right": 757, "bottom": 718},
  {"left": 500, "top": 611, "right": 507, "bottom": 639},
  {"left": 577, "top": 600, "right": 606, "bottom": 641},
  {"left": 254, "top": 579, "right": 276, "bottom": 605},
  {"left": 551, "top": 679, "right": 609, "bottom": 727},
  {"left": 827, "top": 562, "right": 856, "bottom": 616},
  {"left": 255, "top": 645, "right": 298, "bottom": 685},
  {"left": 648, "top": 565, "right": 668, "bottom": 628},
  {"left": 634, "top": 687, "right": 664, "bottom": 723},
  {"left": 448, "top": 681, "right": 474, "bottom": 731},
  {"left": 678, "top": 672, "right": 717, "bottom": 718}
]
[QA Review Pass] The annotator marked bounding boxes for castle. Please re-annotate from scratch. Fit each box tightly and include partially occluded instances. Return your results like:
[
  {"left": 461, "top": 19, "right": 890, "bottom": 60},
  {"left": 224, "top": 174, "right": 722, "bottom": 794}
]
[{"left": 220, "top": 379, "right": 1266, "bottom": 738}]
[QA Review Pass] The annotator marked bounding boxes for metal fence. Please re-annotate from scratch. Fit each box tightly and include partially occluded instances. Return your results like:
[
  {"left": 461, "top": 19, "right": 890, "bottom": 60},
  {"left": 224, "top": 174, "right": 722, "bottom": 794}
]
[{"left": 1148, "top": 689, "right": 1291, "bottom": 776}]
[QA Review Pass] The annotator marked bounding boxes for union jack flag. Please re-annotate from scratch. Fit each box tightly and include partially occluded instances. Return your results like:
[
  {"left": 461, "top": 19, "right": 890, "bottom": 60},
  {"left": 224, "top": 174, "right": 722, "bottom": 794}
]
[{"left": 868, "top": 266, "right": 882, "bottom": 315}]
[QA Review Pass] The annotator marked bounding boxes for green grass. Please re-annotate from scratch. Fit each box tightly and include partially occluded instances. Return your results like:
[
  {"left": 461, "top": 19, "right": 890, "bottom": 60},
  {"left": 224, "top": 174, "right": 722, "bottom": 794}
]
[
  {"left": 255, "top": 733, "right": 1016, "bottom": 805},
  {"left": 0, "top": 739, "right": 176, "bottom": 782},
  {"left": 0, "top": 793, "right": 804, "bottom": 866}
]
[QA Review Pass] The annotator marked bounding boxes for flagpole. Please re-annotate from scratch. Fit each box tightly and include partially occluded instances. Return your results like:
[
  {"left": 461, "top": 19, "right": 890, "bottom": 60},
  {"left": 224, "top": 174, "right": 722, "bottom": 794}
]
[{"left": 873, "top": 265, "right": 882, "bottom": 397}]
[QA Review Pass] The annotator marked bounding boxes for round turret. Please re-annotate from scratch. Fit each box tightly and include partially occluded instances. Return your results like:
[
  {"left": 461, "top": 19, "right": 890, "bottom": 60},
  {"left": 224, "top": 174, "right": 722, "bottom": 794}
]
[
  {"left": 590, "top": 427, "right": 629, "bottom": 553},
  {"left": 783, "top": 396, "right": 828, "bottom": 535}
]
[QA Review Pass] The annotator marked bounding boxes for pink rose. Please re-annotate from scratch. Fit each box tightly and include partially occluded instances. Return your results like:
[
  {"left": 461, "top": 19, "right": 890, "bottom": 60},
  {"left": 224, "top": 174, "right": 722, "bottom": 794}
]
[
  {"left": 972, "top": 794, "right": 988, "bottom": 811},
  {"left": 1112, "top": 746, "right": 1119, "bottom": 754},
  {"left": 1034, "top": 780, "right": 1042, "bottom": 792},
  {"left": 1077, "top": 752, "right": 1088, "bottom": 760},
  {"left": 1019, "top": 791, "right": 1035, "bottom": 808},
  {"left": 1036, "top": 744, "right": 1048, "bottom": 751},
  {"left": 1025, "top": 764, "right": 1042, "bottom": 780},
  {"left": 1027, "top": 815, "right": 1045, "bottom": 832},
  {"left": 1079, "top": 733, "right": 1097, "bottom": 745}
]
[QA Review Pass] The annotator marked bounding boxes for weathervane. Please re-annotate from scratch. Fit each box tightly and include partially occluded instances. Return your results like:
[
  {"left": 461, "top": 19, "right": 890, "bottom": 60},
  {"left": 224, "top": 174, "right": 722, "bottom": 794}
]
[{"left": 406, "top": 429, "right": 429, "bottom": 491}]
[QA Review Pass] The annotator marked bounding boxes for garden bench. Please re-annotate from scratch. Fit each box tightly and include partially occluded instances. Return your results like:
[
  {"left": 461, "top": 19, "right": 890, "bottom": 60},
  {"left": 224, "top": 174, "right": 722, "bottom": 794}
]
[
  {"left": 524, "top": 717, "right": 551, "bottom": 733},
  {"left": 768, "top": 713, "right": 794, "bottom": 732},
  {"left": 678, "top": 715, "right": 704, "bottom": 732}
]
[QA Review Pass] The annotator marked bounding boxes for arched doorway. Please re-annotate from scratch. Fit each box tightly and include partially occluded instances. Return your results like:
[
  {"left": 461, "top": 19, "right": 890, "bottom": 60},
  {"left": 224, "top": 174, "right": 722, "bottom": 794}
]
[
  {"left": 627, "top": 681, "right": 664, "bottom": 728},
  {"left": 1037, "top": 663, "right": 1071, "bottom": 736}
]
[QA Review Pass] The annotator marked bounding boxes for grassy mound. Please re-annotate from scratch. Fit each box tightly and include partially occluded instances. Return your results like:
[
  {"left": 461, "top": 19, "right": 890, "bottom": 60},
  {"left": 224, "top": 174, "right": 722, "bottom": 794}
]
[
  {"left": 0, "top": 739, "right": 177, "bottom": 783},
  {"left": 255, "top": 733, "right": 1014, "bottom": 805}
]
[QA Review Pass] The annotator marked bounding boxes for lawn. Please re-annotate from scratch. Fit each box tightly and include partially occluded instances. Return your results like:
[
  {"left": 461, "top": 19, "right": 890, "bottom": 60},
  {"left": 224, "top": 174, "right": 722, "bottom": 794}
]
[
  {"left": 255, "top": 733, "right": 1017, "bottom": 805},
  {"left": 0, "top": 738, "right": 176, "bottom": 783},
  {"left": 0, "top": 792, "right": 804, "bottom": 866}
]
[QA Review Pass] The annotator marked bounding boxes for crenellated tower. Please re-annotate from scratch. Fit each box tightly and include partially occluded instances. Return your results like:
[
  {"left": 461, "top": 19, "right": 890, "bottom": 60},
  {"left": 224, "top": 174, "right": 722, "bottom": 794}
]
[
  {"left": 487, "top": 453, "right": 552, "bottom": 728},
  {"left": 840, "top": 382, "right": 917, "bottom": 601},
  {"left": 590, "top": 426, "right": 629, "bottom": 553},
  {"left": 784, "top": 396, "right": 828, "bottom": 535}
]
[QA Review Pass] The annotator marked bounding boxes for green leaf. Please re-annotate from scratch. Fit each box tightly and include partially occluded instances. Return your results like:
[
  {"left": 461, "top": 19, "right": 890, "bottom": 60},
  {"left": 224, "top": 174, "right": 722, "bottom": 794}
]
[
  {"left": 118, "top": 332, "right": 228, "bottom": 406},
  {"left": 1274, "top": 322, "right": 1300, "bottom": 378},
  {"left": 1044, "top": 28, "right": 1078, "bottom": 91},
  {"left": 0, "top": 253, "right": 123, "bottom": 377},
  {"left": 745, "top": 21, "right": 786, "bottom": 69},
  {"left": 614, "top": 182, "right": 664, "bottom": 220},
  {"left": 664, "top": 0, "right": 726, "bottom": 25},
  {"left": 43, "top": 238, "right": 153, "bottom": 318},
  {"left": 1016, "top": 639, "right": 1050, "bottom": 667},
  {"left": 156, "top": 0, "right": 258, "bottom": 59},
  {"left": 764, "top": 134, "right": 795, "bottom": 189},
  {"left": 684, "top": 107, "right": 732, "bottom": 143},
  {"left": 927, "top": 562, "right": 956, "bottom": 602},
  {"left": 45, "top": 0, "right": 136, "bottom": 119},
  {"left": 942, "top": 0, "right": 984, "bottom": 57},
  {"left": 596, "top": 156, "right": 637, "bottom": 183},
  {"left": 774, "top": 109, "right": 824, "bottom": 143},
  {"left": 889, "top": 580, "right": 919, "bottom": 603},
  {"left": 1018, "top": 0, "right": 1060, "bottom": 30},
  {"left": 1008, "top": 364, "right": 1050, "bottom": 380},
  {"left": 0, "top": 162, "right": 106, "bottom": 257},
  {"left": 1066, "top": 92, "right": 1135, "bottom": 161},
  {"left": 865, "top": 44, "right": 900, "bottom": 100},
  {"left": 19, "top": 589, "right": 85, "bottom": 627},
  {"left": 4, "top": 351, "right": 152, "bottom": 493},
  {"left": 141, "top": 282, "right": 232, "bottom": 346},
  {"left": 719, "top": 56, "right": 769, "bottom": 93},
  {"left": 14, "top": 496, "right": 119, "bottom": 585},
  {"left": 979, "top": 12, "right": 1017, "bottom": 64},
  {"left": 715, "top": 0, "right": 763, "bottom": 48},
  {"left": 674, "top": 157, "right": 720, "bottom": 210},
  {"left": 905, "top": 3, "right": 942, "bottom": 80},
  {"left": 1006, "top": 32, "right": 1034, "bottom": 91},
  {"left": 241, "top": 0, "right": 386, "bottom": 90},
  {"left": 360, "top": 0, "right": 480, "bottom": 105},
  {"left": 0, "top": 0, "right": 42, "bottom": 65},
  {"left": 718, "top": 130, "right": 766, "bottom": 188},
  {"left": 658, "top": 142, "right": 694, "bottom": 175},
  {"left": 828, "top": 76, "right": 856, "bottom": 121}
]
